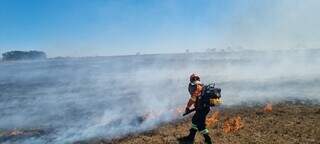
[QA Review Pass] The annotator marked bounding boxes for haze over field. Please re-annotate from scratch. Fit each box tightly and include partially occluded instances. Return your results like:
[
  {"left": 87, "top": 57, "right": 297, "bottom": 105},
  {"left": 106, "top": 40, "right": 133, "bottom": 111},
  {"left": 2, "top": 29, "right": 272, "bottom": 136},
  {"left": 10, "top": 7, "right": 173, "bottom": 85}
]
[{"left": 1, "top": 50, "right": 320, "bottom": 143}]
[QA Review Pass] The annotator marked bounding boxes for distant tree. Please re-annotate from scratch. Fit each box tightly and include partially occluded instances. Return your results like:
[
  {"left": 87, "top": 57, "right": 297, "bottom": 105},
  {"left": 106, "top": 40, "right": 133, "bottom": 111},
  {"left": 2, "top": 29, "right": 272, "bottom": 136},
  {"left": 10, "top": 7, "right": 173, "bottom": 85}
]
[{"left": 2, "top": 50, "right": 47, "bottom": 61}]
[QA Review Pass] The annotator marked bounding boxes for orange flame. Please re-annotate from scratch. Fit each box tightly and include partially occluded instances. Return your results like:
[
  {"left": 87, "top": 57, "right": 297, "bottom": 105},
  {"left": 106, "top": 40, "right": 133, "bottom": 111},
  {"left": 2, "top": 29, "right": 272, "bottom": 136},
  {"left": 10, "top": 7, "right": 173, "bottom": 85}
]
[
  {"left": 143, "top": 106, "right": 185, "bottom": 121},
  {"left": 206, "top": 111, "right": 220, "bottom": 127},
  {"left": 264, "top": 103, "right": 272, "bottom": 112},
  {"left": 223, "top": 116, "right": 244, "bottom": 133}
]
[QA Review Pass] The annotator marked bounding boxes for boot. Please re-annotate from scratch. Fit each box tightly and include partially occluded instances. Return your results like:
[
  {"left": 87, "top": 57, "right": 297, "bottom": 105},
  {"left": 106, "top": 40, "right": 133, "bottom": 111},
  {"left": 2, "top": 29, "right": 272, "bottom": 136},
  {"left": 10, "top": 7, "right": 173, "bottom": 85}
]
[
  {"left": 178, "top": 129, "right": 197, "bottom": 143},
  {"left": 203, "top": 134, "right": 212, "bottom": 144},
  {"left": 187, "top": 128, "right": 197, "bottom": 140}
]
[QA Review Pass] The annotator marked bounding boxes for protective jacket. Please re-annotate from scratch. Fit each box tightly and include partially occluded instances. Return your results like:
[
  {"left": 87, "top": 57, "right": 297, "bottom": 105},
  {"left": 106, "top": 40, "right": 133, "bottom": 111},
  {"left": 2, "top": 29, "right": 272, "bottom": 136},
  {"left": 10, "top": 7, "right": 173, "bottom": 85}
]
[{"left": 188, "top": 80, "right": 203, "bottom": 108}]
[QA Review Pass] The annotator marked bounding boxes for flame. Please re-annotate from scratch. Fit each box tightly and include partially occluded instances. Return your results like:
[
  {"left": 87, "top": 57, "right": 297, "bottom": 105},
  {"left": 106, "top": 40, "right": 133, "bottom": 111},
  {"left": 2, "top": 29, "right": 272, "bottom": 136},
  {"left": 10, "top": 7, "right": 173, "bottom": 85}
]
[
  {"left": 142, "top": 106, "right": 185, "bottom": 121},
  {"left": 206, "top": 111, "right": 220, "bottom": 127},
  {"left": 140, "top": 105, "right": 193, "bottom": 123},
  {"left": 264, "top": 103, "right": 272, "bottom": 112},
  {"left": 223, "top": 116, "right": 244, "bottom": 133}
]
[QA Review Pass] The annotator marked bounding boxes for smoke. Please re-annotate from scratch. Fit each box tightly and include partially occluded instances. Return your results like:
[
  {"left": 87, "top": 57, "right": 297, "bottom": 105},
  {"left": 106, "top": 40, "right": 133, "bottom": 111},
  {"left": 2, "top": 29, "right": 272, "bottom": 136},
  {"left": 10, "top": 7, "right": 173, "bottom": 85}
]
[
  {"left": 213, "top": 0, "right": 320, "bottom": 50},
  {"left": 0, "top": 57, "right": 188, "bottom": 143},
  {"left": 1, "top": 49, "right": 320, "bottom": 143}
]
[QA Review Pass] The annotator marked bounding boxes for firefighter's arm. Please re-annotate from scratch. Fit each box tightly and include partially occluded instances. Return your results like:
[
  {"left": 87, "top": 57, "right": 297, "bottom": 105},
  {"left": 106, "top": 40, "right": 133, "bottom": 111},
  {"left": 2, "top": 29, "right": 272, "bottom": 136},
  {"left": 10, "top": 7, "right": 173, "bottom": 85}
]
[
  {"left": 186, "top": 96, "right": 197, "bottom": 109},
  {"left": 186, "top": 84, "right": 202, "bottom": 109}
]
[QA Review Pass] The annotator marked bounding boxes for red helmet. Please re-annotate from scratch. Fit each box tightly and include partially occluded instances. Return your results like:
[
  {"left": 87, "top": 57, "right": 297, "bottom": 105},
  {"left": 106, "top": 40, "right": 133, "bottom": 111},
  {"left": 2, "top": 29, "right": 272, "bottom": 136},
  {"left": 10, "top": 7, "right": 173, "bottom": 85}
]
[{"left": 190, "top": 73, "right": 200, "bottom": 82}]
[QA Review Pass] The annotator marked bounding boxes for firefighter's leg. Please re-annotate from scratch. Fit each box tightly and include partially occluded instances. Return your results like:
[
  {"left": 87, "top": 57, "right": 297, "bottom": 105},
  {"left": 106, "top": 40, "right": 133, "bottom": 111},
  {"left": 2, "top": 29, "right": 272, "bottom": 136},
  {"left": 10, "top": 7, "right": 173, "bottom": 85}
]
[
  {"left": 197, "top": 108, "right": 212, "bottom": 144},
  {"left": 187, "top": 111, "right": 200, "bottom": 140},
  {"left": 178, "top": 112, "right": 199, "bottom": 142},
  {"left": 202, "top": 133, "right": 212, "bottom": 144}
]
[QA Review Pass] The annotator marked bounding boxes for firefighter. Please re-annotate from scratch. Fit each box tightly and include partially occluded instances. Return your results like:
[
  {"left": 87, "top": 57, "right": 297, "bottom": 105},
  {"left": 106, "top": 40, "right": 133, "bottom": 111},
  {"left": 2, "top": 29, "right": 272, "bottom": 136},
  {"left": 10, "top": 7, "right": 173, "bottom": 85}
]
[{"left": 179, "top": 73, "right": 213, "bottom": 144}]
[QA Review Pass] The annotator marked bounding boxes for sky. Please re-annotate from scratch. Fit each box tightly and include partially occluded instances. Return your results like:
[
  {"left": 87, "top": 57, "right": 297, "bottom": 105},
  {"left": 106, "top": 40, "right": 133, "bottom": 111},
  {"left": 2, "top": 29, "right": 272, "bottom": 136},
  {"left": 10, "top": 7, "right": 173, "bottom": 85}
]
[{"left": 0, "top": 0, "right": 320, "bottom": 57}]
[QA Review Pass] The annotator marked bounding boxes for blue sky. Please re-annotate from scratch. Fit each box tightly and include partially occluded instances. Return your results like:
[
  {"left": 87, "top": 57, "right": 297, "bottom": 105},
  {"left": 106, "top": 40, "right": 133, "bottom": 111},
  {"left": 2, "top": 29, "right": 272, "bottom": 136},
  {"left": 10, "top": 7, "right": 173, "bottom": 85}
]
[{"left": 0, "top": 0, "right": 319, "bottom": 57}]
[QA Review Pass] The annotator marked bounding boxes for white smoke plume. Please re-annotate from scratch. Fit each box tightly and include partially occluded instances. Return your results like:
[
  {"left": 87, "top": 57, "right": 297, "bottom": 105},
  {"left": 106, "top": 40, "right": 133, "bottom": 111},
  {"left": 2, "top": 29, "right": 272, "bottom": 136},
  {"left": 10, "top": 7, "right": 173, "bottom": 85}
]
[
  {"left": 213, "top": 0, "right": 320, "bottom": 50},
  {"left": 0, "top": 49, "right": 320, "bottom": 143}
]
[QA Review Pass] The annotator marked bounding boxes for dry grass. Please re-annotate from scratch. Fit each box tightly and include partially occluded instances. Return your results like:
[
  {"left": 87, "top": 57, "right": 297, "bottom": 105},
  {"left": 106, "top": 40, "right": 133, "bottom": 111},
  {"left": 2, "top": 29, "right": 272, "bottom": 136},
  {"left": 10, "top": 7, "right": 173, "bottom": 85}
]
[{"left": 87, "top": 101, "right": 320, "bottom": 144}]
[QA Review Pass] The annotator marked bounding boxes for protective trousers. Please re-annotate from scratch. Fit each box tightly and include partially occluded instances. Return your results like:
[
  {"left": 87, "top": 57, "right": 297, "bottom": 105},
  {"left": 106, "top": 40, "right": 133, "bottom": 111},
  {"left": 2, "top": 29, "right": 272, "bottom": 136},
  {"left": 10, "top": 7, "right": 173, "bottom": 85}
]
[{"left": 189, "top": 106, "right": 212, "bottom": 144}]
